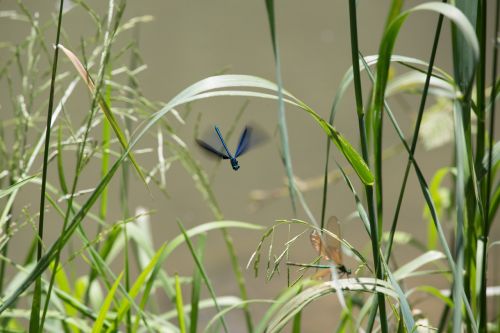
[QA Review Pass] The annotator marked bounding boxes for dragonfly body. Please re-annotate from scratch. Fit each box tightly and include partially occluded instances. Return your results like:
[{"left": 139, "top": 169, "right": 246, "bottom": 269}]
[
  {"left": 196, "top": 125, "right": 267, "bottom": 171},
  {"left": 336, "top": 264, "right": 351, "bottom": 276},
  {"left": 214, "top": 126, "right": 240, "bottom": 170}
]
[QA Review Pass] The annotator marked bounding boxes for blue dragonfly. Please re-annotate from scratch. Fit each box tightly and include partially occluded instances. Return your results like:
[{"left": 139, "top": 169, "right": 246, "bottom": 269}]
[{"left": 196, "top": 125, "right": 266, "bottom": 171}]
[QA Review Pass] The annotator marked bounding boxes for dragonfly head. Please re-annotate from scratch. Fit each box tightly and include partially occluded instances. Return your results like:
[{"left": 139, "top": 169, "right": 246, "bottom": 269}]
[{"left": 230, "top": 158, "right": 240, "bottom": 171}]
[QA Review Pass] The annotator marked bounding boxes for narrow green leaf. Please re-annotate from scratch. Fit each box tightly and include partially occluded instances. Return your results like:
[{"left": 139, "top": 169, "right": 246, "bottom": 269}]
[
  {"left": 175, "top": 273, "right": 187, "bottom": 333},
  {"left": 106, "top": 243, "right": 167, "bottom": 332},
  {"left": 413, "top": 286, "right": 453, "bottom": 307},
  {"left": 91, "top": 272, "right": 123, "bottom": 333},
  {"left": 0, "top": 175, "right": 39, "bottom": 199},
  {"left": 190, "top": 235, "right": 206, "bottom": 333},
  {"left": 264, "top": 0, "right": 297, "bottom": 213},
  {"left": 393, "top": 251, "right": 445, "bottom": 280},
  {"left": 263, "top": 279, "right": 399, "bottom": 333},
  {"left": 177, "top": 220, "right": 228, "bottom": 333},
  {"left": 56, "top": 126, "right": 68, "bottom": 195},
  {"left": 479, "top": 140, "right": 500, "bottom": 179}
]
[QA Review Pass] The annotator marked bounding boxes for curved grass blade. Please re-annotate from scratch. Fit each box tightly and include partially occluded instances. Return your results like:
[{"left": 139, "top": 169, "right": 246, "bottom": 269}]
[
  {"left": 371, "top": 2, "right": 479, "bottom": 121},
  {"left": 261, "top": 278, "right": 399, "bottom": 333},
  {"left": 204, "top": 299, "right": 275, "bottom": 333},
  {"left": 151, "top": 74, "right": 374, "bottom": 185},
  {"left": 393, "top": 251, "right": 446, "bottom": 281}
]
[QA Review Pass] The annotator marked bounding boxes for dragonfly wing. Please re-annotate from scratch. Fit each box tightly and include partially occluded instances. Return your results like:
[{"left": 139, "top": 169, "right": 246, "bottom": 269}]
[
  {"left": 234, "top": 127, "right": 251, "bottom": 157},
  {"left": 234, "top": 124, "right": 268, "bottom": 158},
  {"left": 325, "top": 216, "right": 343, "bottom": 265},
  {"left": 309, "top": 229, "right": 330, "bottom": 261},
  {"left": 196, "top": 139, "right": 230, "bottom": 159}
]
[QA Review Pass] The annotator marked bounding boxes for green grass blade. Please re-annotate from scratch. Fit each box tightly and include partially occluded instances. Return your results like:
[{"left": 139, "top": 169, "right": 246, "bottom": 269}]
[
  {"left": 190, "top": 234, "right": 207, "bottom": 333},
  {"left": 413, "top": 162, "right": 478, "bottom": 333},
  {"left": 264, "top": 0, "right": 297, "bottom": 213},
  {"left": 382, "top": 260, "right": 415, "bottom": 331},
  {"left": 451, "top": 100, "right": 469, "bottom": 333},
  {"left": 29, "top": 0, "right": 65, "bottom": 330},
  {"left": 254, "top": 280, "right": 314, "bottom": 333},
  {"left": 91, "top": 272, "right": 123, "bottom": 333},
  {"left": 385, "top": 0, "right": 446, "bottom": 260},
  {"left": 177, "top": 220, "right": 228, "bottom": 333},
  {"left": 0, "top": 175, "right": 39, "bottom": 199},
  {"left": 175, "top": 273, "right": 187, "bottom": 333},
  {"left": 56, "top": 126, "right": 69, "bottom": 195},
  {"left": 393, "top": 251, "right": 445, "bottom": 280},
  {"left": 106, "top": 243, "right": 168, "bottom": 332},
  {"left": 479, "top": 141, "right": 500, "bottom": 180},
  {"left": 265, "top": 279, "right": 399, "bottom": 333}
]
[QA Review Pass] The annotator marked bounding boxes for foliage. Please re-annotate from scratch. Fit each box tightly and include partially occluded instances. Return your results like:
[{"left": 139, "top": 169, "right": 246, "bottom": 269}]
[{"left": 0, "top": 0, "right": 498, "bottom": 332}]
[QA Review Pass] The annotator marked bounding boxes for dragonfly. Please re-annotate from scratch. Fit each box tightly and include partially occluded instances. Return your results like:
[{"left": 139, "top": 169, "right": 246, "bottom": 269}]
[
  {"left": 309, "top": 216, "right": 351, "bottom": 277},
  {"left": 196, "top": 125, "right": 266, "bottom": 171}
]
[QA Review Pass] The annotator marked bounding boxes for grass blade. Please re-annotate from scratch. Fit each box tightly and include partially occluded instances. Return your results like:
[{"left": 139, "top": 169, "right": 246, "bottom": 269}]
[
  {"left": 91, "top": 272, "right": 123, "bottom": 333},
  {"left": 175, "top": 273, "right": 187, "bottom": 333},
  {"left": 177, "top": 220, "right": 228, "bottom": 333},
  {"left": 190, "top": 234, "right": 207, "bottom": 333},
  {"left": 264, "top": 0, "right": 296, "bottom": 213},
  {"left": 0, "top": 175, "right": 39, "bottom": 199},
  {"left": 29, "top": 0, "right": 65, "bottom": 330}
]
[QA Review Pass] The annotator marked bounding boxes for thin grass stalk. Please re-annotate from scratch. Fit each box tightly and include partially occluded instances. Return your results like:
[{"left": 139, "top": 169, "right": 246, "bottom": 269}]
[
  {"left": 220, "top": 228, "right": 253, "bottom": 332},
  {"left": 123, "top": 224, "right": 132, "bottom": 333},
  {"left": 475, "top": 0, "right": 487, "bottom": 171},
  {"left": 385, "top": 1, "right": 446, "bottom": 260},
  {"left": 0, "top": 187, "right": 13, "bottom": 296},
  {"left": 29, "top": 0, "right": 65, "bottom": 330},
  {"left": 451, "top": 3, "right": 477, "bottom": 331},
  {"left": 368, "top": 3, "right": 409, "bottom": 332},
  {"left": 345, "top": 1, "right": 387, "bottom": 331},
  {"left": 42, "top": 0, "right": 125, "bottom": 328},
  {"left": 437, "top": 292, "right": 451, "bottom": 332},
  {"left": 264, "top": 0, "right": 297, "bottom": 213},
  {"left": 453, "top": 101, "right": 468, "bottom": 333},
  {"left": 480, "top": 0, "right": 499, "bottom": 329},
  {"left": 120, "top": 49, "right": 135, "bottom": 333}
]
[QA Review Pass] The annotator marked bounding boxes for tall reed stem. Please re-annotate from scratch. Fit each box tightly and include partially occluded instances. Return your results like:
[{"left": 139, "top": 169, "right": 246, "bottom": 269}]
[{"left": 29, "top": 0, "right": 64, "bottom": 331}]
